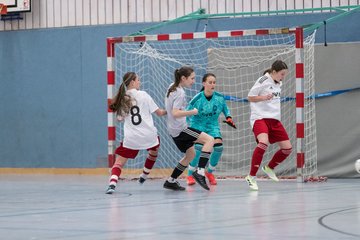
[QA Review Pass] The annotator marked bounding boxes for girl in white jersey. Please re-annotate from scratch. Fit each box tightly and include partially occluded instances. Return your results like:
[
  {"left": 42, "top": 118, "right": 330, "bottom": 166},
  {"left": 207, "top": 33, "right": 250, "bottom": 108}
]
[
  {"left": 164, "top": 66, "right": 214, "bottom": 191},
  {"left": 106, "top": 72, "right": 166, "bottom": 194},
  {"left": 245, "top": 60, "right": 292, "bottom": 191}
]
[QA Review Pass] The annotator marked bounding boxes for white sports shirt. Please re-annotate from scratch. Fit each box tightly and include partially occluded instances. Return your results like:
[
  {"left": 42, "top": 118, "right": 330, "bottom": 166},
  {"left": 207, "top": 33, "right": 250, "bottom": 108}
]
[
  {"left": 165, "top": 84, "right": 188, "bottom": 137},
  {"left": 248, "top": 72, "right": 282, "bottom": 128},
  {"left": 122, "top": 89, "right": 159, "bottom": 149}
]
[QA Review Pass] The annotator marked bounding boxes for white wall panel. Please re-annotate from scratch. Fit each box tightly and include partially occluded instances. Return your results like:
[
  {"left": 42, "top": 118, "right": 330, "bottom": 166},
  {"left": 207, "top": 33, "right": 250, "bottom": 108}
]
[
  {"left": 61, "top": 0, "right": 69, "bottom": 27},
  {"left": 120, "top": 0, "right": 128, "bottom": 23},
  {"left": 192, "top": 0, "right": 200, "bottom": 12},
  {"left": 74, "top": 0, "right": 82, "bottom": 25},
  {"left": 252, "top": 0, "right": 260, "bottom": 13},
  {"left": 234, "top": 0, "right": 244, "bottom": 14},
  {"left": 144, "top": 0, "right": 152, "bottom": 22},
  {"left": 286, "top": 0, "right": 295, "bottom": 11},
  {"left": 176, "top": 0, "right": 184, "bottom": 18},
  {"left": 260, "top": 0, "right": 269, "bottom": 12},
  {"left": 113, "top": 0, "right": 121, "bottom": 23},
  {"left": 200, "top": 0, "right": 209, "bottom": 12},
  {"left": 152, "top": 0, "right": 160, "bottom": 22},
  {"left": 168, "top": 0, "right": 176, "bottom": 20},
  {"left": 98, "top": 0, "right": 106, "bottom": 25},
  {"left": 46, "top": 0, "right": 54, "bottom": 28},
  {"left": 243, "top": 0, "right": 251, "bottom": 13},
  {"left": 32, "top": 0, "right": 40, "bottom": 28},
  {"left": 54, "top": 0, "right": 62, "bottom": 27},
  {"left": 136, "top": 0, "right": 144, "bottom": 23},
  {"left": 0, "top": 0, "right": 358, "bottom": 31},
  {"left": 159, "top": 0, "right": 167, "bottom": 21},
  {"left": 277, "top": 0, "right": 285, "bottom": 11},
  {"left": 217, "top": 0, "right": 226, "bottom": 13},
  {"left": 226, "top": 0, "right": 235, "bottom": 13},
  {"left": 322, "top": 0, "right": 331, "bottom": 12}
]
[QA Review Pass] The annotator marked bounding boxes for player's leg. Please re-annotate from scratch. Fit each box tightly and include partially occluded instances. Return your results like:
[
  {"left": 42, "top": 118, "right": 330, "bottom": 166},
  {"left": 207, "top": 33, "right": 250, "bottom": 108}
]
[
  {"left": 246, "top": 120, "right": 270, "bottom": 191},
  {"left": 193, "top": 129, "right": 214, "bottom": 173},
  {"left": 206, "top": 138, "right": 223, "bottom": 185},
  {"left": 192, "top": 129, "right": 214, "bottom": 190},
  {"left": 186, "top": 143, "right": 202, "bottom": 185},
  {"left": 164, "top": 130, "right": 197, "bottom": 191},
  {"left": 139, "top": 142, "right": 160, "bottom": 184},
  {"left": 106, "top": 144, "right": 138, "bottom": 194},
  {"left": 106, "top": 155, "right": 128, "bottom": 194},
  {"left": 262, "top": 120, "right": 292, "bottom": 181}
]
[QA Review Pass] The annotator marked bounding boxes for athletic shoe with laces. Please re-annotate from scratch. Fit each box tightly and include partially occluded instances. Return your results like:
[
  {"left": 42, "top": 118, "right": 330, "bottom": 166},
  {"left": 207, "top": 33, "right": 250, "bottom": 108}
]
[
  {"left": 105, "top": 185, "right": 116, "bottom": 194},
  {"left": 192, "top": 170, "right": 210, "bottom": 190},
  {"left": 163, "top": 180, "right": 186, "bottom": 191},
  {"left": 262, "top": 165, "right": 279, "bottom": 182},
  {"left": 205, "top": 172, "right": 217, "bottom": 185},
  {"left": 186, "top": 175, "right": 196, "bottom": 185},
  {"left": 245, "top": 175, "right": 258, "bottom": 191}
]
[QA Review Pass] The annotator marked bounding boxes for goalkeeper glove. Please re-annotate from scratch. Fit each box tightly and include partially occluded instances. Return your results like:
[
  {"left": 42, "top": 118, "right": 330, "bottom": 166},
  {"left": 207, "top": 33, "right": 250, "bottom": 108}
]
[{"left": 223, "top": 117, "right": 236, "bottom": 129}]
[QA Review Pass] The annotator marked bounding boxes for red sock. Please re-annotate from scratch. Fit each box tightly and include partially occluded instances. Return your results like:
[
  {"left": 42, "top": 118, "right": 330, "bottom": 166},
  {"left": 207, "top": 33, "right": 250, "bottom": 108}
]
[
  {"left": 109, "top": 166, "right": 121, "bottom": 185},
  {"left": 249, "top": 142, "right": 268, "bottom": 176},
  {"left": 268, "top": 148, "right": 292, "bottom": 169},
  {"left": 143, "top": 153, "right": 157, "bottom": 175}
]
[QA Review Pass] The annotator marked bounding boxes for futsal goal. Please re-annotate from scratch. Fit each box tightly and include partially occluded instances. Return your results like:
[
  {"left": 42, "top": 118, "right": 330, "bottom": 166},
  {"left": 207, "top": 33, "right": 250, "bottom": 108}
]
[{"left": 106, "top": 27, "right": 317, "bottom": 182}]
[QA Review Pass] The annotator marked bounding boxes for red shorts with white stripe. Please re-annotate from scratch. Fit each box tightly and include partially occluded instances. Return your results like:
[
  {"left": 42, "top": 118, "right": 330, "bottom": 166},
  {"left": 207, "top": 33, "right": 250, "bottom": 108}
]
[
  {"left": 115, "top": 138, "right": 160, "bottom": 159},
  {"left": 253, "top": 118, "right": 289, "bottom": 144}
]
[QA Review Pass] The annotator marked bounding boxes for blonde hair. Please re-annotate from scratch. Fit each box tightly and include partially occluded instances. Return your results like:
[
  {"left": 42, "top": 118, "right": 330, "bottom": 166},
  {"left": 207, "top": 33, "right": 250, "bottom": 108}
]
[{"left": 109, "top": 72, "right": 137, "bottom": 117}]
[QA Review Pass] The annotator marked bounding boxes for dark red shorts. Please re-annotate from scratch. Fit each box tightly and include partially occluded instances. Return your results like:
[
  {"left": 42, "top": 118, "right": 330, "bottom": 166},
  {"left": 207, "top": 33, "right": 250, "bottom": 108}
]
[
  {"left": 253, "top": 119, "right": 289, "bottom": 144},
  {"left": 115, "top": 139, "right": 160, "bottom": 159}
]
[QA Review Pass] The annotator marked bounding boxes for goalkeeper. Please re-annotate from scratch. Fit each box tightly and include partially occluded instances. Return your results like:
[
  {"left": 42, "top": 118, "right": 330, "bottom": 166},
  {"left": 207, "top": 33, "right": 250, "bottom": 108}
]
[{"left": 186, "top": 73, "right": 236, "bottom": 186}]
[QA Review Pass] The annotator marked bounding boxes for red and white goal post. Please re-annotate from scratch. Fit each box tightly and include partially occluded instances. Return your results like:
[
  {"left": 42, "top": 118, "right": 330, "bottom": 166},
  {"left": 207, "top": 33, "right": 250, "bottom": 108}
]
[{"left": 107, "top": 27, "right": 319, "bottom": 182}]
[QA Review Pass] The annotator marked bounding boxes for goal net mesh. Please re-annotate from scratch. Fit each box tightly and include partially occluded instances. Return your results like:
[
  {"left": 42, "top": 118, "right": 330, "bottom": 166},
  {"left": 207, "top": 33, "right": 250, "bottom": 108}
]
[{"left": 113, "top": 30, "right": 317, "bottom": 179}]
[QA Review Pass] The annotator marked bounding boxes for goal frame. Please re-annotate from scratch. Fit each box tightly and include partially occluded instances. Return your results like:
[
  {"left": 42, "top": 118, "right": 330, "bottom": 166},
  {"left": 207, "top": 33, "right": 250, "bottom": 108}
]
[{"left": 106, "top": 27, "right": 307, "bottom": 182}]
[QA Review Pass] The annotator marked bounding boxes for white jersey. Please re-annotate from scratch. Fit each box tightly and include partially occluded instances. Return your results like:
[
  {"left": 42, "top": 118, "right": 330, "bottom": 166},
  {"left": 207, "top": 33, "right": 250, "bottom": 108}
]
[
  {"left": 248, "top": 73, "right": 282, "bottom": 128},
  {"left": 165, "top": 84, "right": 188, "bottom": 137},
  {"left": 122, "top": 89, "right": 159, "bottom": 149}
]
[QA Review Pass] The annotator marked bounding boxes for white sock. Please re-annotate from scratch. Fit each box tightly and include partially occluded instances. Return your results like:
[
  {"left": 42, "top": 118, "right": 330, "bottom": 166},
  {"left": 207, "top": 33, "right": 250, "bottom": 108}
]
[
  {"left": 197, "top": 168, "right": 205, "bottom": 176},
  {"left": 167, "top": 177, "right": 175, "bottom": 183}
]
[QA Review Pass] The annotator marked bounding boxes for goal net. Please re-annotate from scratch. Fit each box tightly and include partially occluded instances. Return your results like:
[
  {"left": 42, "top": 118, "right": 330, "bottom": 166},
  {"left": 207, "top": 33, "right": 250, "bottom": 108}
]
[{"left": 107, "top": 28, "right": 317, "bottom": 181}]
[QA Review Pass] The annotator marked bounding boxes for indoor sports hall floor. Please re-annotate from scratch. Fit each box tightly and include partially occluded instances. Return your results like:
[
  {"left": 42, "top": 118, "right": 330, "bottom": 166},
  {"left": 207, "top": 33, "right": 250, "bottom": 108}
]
[{"left": 0, "top": 175, "right": 359, "bottom": 240}]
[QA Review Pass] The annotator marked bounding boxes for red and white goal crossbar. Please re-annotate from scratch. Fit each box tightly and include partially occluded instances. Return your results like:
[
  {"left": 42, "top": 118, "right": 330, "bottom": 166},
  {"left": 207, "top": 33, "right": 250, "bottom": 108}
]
[{"left": 106, "top": 27, "right": 306, "bottom": 182}]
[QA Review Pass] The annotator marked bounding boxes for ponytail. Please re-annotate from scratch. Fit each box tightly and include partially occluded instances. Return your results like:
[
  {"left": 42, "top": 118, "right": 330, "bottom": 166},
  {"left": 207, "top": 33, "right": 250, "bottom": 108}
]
[
  {"left": 264, "top": 60, "right": 288, "bottom": 74},
  {"left": 109, "top": 72, "right": 137, "bottom": 117},
  {"left": 167, "top": 66, "right": 194, "bottom": 97}
]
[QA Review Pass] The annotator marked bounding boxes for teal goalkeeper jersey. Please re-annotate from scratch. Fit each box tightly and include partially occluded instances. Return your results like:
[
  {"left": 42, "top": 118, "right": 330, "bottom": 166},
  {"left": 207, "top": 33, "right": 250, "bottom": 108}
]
[{"left": 187, "top": 91, "right": 231, "bottom": 134}]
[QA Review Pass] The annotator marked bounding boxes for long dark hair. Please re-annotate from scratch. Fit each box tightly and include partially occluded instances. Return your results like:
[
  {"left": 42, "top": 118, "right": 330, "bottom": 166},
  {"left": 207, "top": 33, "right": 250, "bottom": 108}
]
[
  {"left": 109, "top": 72, "right": 137, "bottom": 117},
  {"left": 166, "top": 66, "right": 194, "bottom": 97},
  {"left": 200, "top": 73, "right": 216, "bottom": 92},
  {"left": 263, "top": 60, "right": 288, "bottom": 75}
]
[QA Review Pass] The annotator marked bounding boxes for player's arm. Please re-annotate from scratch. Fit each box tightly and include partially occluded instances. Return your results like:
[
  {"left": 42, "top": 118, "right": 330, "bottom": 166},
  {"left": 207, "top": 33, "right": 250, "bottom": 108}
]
[
  {"left": 171, "top": 92, "right": 198, "bottom": 118},
  {"left": 172, "top": 108, "right": 198, "bottom": 118},
  {"left": 155, "top": 108, "right": 167, "bottom": 116},
  {"left": 220, "top": 95, "right": 236, "bottom": 129},
  {"left": 248, "top": 95, "right": 273, "bottom": 102},
  {"left": 248, "top": 80, "right": 272, "bottom": 102},
  {"left": 145, "top": 92, "right": 167, "bottom": 117},
  {"left": 222, "top": 104, "right": 236, "bottom": 129}
]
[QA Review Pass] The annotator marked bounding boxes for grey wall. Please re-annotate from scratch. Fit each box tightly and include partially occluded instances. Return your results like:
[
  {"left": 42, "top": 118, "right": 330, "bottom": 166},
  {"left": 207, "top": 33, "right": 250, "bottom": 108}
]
[
  {"left": 314, "top": 43, "right": 360, "bottom": 177},
  {"left": 0, "top": 12, "right": 359, "bottom": 176}
]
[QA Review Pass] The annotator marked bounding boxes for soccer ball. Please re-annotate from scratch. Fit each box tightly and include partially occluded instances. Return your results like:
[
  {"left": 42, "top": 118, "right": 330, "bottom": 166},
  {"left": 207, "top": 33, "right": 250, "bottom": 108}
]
[{"left": 355, "top": 159, "right": 360, "bottom": 174}]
